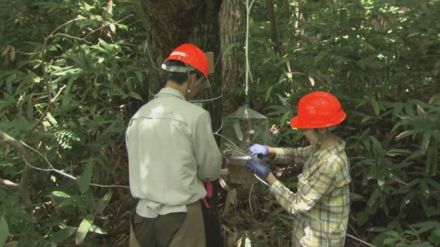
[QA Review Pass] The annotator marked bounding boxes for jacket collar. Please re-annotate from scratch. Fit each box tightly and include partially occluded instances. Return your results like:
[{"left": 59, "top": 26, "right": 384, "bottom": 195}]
[{"left": 155, "top": 87, "right": 186, "bottom": 101}]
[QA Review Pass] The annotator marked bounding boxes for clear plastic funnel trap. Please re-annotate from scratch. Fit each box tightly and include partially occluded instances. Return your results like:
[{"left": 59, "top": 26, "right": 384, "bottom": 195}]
[{"left": 220, "top": 106, "right": 269, "bottom": 184}]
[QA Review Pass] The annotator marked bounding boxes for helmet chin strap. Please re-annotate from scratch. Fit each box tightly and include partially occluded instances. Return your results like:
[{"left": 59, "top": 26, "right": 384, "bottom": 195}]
[
  {"left": 185, "top": 69, "right": 194, "bottom": 99},
  {"left": 307, "top": 128, "right": 328, "bottom": 146}
]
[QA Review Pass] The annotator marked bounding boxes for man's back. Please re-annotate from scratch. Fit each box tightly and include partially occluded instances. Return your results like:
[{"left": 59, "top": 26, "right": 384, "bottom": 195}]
[{"left": 126, "top": 87, "right": 221, "bottom": 218}]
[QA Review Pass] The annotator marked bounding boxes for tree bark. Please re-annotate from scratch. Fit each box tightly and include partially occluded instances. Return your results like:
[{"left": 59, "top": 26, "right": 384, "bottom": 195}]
[
  {"left": 219, "top": 0, "right": 245, "bottom": 115},
  {"left": 140, "top": 0, "right": 223, "bottom": 130},
  {"left": 266, "top": 0, "right": 280, "bottom": 53},
  {"left": 139, "top": 1, "right": 225, "bottom": 245}
]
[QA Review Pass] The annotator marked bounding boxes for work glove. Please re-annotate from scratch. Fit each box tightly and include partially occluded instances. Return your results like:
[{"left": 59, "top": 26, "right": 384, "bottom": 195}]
[
  {"left": 250, "top": 144, "right": 269, "bottom": 158},
  {"left": 246, "top": 157, "right": 271, "bottom": 180}
]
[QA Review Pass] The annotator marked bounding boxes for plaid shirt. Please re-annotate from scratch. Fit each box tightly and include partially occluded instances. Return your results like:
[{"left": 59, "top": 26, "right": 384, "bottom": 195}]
[{"left": 271, "top": 141, "right": 351, "bottom": 247}]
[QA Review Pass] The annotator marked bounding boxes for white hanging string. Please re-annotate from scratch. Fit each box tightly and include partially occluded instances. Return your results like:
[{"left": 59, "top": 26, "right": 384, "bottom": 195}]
[{"left": 245, "top": 0, "right": 256, "bottom": 105}]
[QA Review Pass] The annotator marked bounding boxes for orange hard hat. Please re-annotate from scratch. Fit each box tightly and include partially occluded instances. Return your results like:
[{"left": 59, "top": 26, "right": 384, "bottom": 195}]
[
  {"left": 163, "top": 43, "right": 208, "bottom": 77},
  {"left": 290, "top": 91, "right": 346, "bottom": 129}
]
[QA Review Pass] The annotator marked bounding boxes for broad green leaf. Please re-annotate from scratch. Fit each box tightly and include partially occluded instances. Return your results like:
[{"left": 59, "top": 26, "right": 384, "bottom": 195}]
[
  {"left": 50, "top": 226, "right": 76, "bottom": 243},
  {"left": 0, "top": 214, "right": 9, "bottom": 247},
  {"left": 128, "top": 91, "right": 142, "bottom": 100},
  {"left": 75, "top": 216, "right": 94, "bottom": 245},
  {"left": 367, "top": 189, "right": 380, "bottom": 207},
  {"left": 370, "top": 99, "right": 380, "bottom": 116},
  {"left": 78, "top": 161, "right": 93, "bottom": 194},
  {"left": 383, "top": 232, "right": 397, "bottom": 245},
  {"left": 89, "top": 224, "right": 108, "bottom": 235},
  {"left": 51, "top": 191, "right": 71, "bottom": 199},
  {"left": 51, "top": 191, "right": 74, "bottom": 207},
  {"left": 430, "top": 228, "right": 440, "bottom": 244},
  {"left": 135, "top": 71, "right": 143, "bottom": 83},
  {"left": 356, "top": 211, "right": 369, "bottom": 226},
  {"left": 369, "top": 136, "right": 383, "bottom": 156},
  {"left": 95, "top": 191, "right": 112, "bottom": 215},
  {"left": 411, "top": 221, "right": 439, "bottom": 233}
]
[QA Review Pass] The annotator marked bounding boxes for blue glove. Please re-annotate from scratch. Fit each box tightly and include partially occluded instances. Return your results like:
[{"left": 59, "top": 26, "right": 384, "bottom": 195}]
[
  {"left": 246, "top": 157, "right": 271, "bottom": 180},
  {"left": 250, "top": 144, "right": 269, "bottom": 158}
]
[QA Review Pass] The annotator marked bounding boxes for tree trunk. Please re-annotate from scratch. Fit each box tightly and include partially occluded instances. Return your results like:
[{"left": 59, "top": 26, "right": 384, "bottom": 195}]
[
  {"left": 140, "top": 1, "right": 225, "bottom": 246},
  {"left": 266, "top": 0, "right": 280, "bottom": 53},
  {"left": 140, "top": 0, "right": 223, "bottom": 130},
  {"left": 219, "top": 0, "right": 246, "bottom": 115}
]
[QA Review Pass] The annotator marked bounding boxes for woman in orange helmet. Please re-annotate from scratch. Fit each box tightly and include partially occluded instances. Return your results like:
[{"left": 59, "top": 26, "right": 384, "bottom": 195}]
[{"left": 247, "top": 91, "right": 351, "bottom": 247}]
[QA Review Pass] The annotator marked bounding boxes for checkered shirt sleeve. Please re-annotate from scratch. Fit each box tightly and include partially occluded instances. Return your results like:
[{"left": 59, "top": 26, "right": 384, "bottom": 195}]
[{"left": 272, "top": 145, "right": 316, "bottom": 165}]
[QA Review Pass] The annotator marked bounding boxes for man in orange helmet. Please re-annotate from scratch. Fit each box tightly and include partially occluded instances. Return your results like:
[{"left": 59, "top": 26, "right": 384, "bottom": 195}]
[
  {"left": 247, "top": 91, "right": 351, "bottom": 247},
  {"left": 126, "top": 43, "right": 222, "bottom": 247}
]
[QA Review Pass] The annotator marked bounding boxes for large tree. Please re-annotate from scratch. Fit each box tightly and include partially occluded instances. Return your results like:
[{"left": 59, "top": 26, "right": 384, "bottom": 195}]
[{"left": 140, "top": 0, "right": 245, "bottom": 127}]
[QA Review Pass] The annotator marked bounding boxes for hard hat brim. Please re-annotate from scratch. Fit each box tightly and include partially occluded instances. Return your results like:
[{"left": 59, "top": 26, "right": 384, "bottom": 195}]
[{"left": 290, "top": 111, "right": 346, "bottom": 129}]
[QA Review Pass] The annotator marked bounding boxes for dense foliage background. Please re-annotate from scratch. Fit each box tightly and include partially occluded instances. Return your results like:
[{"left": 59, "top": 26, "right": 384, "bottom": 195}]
[{"left": 1, "top": 0, "right": 439, "bottom": 246}]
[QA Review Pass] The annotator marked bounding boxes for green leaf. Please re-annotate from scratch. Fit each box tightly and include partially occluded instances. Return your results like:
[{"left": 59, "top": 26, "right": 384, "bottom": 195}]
[
  {"left": 427, "top": 178, "right": 440, "bottom": 190},
  {"left": 356, "top": 211, "right": 369, "bottom": 226},
  {"left": 395, "top": 130, "right": 417, "bottom": 140},
  {"left": 426, "top": 145, "right": 438, "bottom": 175},
  {"left": 265, "top": 86, "right": 274, "bottom": 102},
  {"left": 280, "top": 111, "right": 291, "bottom": 126},
  {"left": 50, "top": 226, "right": 76, "bottom": 243},
  {"left": 78, "top": 161, "right": 93, "bottom": 194},
  {"left": 383, "top": 232, "right": 398, "bottom": 245},
  {"left": 128, "top": 91, "right": 142, "bottom": 100},
  {"left": 75, "top": 216, "right": 94, "bottom": 245},
  {"left": 420, "top": 132, "right": 431, "bottom": 154},
  {"left": 0, "top": 214, "right": 9, "bottom": 247},
  {"left": 135, "top": 71, "right": 143, "bottom": 83},
  {"left": 371, "top": 99, "right": 380, "bottom": 116},
  {"left": 51, "top": 191, "right": 71, "bottom": 199},
  {"left": 89, "top": 224, "right": 108, "bottom": 235},
  {"left": 367, "top": 189, "right": 380, "bottom": 207},
  {"left": 411, "top": 221, "right": 439, "bottom": 233},
  {"left": 95, "top": 191, "right": 112, "bottom": 215},
  {"left": 430, "top": 228, "right": 440, "bottom": 244},
  {"left": 369, "top": 136, "right": 384, "bottom": 156}
]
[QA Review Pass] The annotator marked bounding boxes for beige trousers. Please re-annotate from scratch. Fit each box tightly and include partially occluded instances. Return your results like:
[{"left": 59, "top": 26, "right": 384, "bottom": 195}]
[{"left": 130, "top": 201, "right": 206, "bottom": 247}]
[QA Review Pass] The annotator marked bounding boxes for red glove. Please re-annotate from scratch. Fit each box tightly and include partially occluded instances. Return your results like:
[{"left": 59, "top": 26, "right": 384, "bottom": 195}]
[{"left": 203, "top": 180, "right": 213, "bottom": 208}]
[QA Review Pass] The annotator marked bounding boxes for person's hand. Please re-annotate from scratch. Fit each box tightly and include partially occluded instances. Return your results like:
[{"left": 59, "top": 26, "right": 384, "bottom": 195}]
[
  {"left": 246, "top": 157, "right": 271, "bottom": 180},
  {"left": 250, "top": 144, "right": 269, "bottom": 157}
]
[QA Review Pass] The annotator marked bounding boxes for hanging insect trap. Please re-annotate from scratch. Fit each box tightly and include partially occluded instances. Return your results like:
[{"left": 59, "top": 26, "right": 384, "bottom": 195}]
[{"left": 220, "top": 105, "right": 269, "bottom": 184}]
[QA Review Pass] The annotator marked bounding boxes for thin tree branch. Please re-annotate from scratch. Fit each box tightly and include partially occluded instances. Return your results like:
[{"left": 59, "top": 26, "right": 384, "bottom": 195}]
[
  {"left": 1, "top": 130, "right": 130, "bottom": 190},
  {"left": 83, "top": 14, "right": 134, "bottom": 39},
  {"left": 30, "top": 84, "right": 66, "bottom": 132},
  {"left": 0, "top": 179, "right": 18, "bottom": 189},
  {"left": 0, "top": 131, "right": 33, "bottom": 208},
  {"left": 347, "top": 233, "right": 377, "bottom": 247},
  {"left": 52, "top": 33, "right": 93, "bottom": 44}
]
